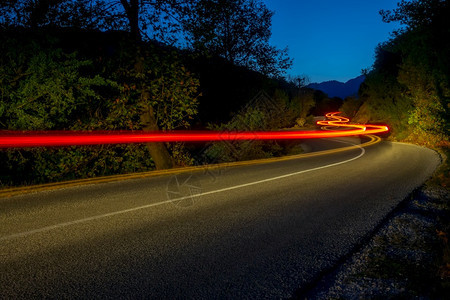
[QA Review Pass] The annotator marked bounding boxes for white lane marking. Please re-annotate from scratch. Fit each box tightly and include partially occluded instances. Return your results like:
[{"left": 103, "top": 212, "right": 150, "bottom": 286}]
[{"left": 1, "top": 142, "right": 365, "bottom": 241}]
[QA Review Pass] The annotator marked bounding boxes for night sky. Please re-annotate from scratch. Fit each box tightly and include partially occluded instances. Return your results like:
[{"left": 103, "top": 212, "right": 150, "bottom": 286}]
[{"left": 264, "top": 0, "right": 402, "bottom": 83}]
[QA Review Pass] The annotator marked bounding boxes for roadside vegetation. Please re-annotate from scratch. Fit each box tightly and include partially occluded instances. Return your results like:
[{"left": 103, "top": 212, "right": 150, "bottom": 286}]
[
  {"left": 351, "top": 0, "right": 449, "bottom": 149},
  {"left": 0, "top": 0, "right": 343, "bottom": 187},
  {"left": 333, "top": 1, "right": 450, "bottom": 296}
]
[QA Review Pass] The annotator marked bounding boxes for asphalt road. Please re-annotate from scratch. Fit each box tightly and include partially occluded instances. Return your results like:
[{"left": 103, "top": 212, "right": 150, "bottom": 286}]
[{"left": 0, "top": 138, "right": 440, "bottom": 298}]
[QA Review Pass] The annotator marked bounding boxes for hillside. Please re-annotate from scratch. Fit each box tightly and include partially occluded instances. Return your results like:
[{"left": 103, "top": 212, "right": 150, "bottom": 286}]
[{"left": 307, "top": 75, "right": 365, "bottom": 99}]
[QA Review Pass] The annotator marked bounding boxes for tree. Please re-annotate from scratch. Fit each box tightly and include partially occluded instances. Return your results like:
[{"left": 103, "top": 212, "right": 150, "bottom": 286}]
[
  {"left": 1, "top": 0, "right": 292, "bottom": 77},
  {"left": 0, "top": 0, "right": 121, "bottom": 29},
  {"left": 285, "top": 76, "right": 315, "bottom": 126},
  {"left": 340, "top": 97, "right": 362, "bottom": 119},
  {"left": 117, "top": 0, "right": 177, "bottom": 169},
  {"left": 182, "top": 0, "right": 292, "bottom": 77},
  {"left": 0, "top": 28, "right": 200, "bottom": 185},
  {"left": 380, "top": 0, "right": 448, "bottom": 29},
  {"left": 1, "top": 0, "right": 200, "bottom": 169},
  {"left": 0, "top": 33, "right": 150, "bottom": 186},
  {"left": 356, "top": 0, "right": 449, "bottom": 145}
]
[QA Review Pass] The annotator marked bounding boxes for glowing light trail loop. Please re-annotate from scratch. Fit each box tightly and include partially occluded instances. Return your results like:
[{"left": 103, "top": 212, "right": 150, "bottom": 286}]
[{"left": 0, "top": 112, "right": 388, "bottom": 148}]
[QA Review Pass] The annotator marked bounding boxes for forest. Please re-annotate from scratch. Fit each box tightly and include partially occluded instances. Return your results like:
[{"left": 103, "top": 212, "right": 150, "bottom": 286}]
[
  {"left": 0, "top": 0, "right": 448, "bottom": 187},
  {"left": 349, "top": 0, "right": 449, "bottom": 147}
]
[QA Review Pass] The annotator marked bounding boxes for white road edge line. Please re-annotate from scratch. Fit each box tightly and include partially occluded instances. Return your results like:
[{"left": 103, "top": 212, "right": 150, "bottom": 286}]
[{"left": 1, "top": 140, "right": 365, "bottom": 241}]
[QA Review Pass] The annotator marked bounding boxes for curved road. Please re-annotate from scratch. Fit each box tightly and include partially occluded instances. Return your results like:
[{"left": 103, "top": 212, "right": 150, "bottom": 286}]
[{"left": 0, "top": 138, "right": 440, "bottom": 298}]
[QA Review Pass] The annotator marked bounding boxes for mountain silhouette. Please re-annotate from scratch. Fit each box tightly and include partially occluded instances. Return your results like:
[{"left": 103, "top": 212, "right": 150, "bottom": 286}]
[{"left": 307, "top": 75, "right": 365, "bottom": 99}]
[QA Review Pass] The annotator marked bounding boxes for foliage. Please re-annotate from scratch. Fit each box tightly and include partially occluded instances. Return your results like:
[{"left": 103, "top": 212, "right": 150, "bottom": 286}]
[
  {"left": 0, "top": 0, "right": 294, "bottom": 185},
  {"left": 340, "top": 96, "right": 362, "bottom": 119},
  {"left": 141, "top": 49, "right": 200, "bottom": 130},
  {"left": 290, "top": 90, "right": 315, "bottom": 126},
  {"left": 355, "top": 0, "right": 449, "bottom": 146},
  {"left": 380, "top": 0, "right": 448, "bottom": 29},
  {"left": 0, "top": 31, "right": 199, "bottom": 186},
  {"left": 0, "top": 38, "right": 114, "bottom": 130},
  {"left": 356, "top": 43, "right": 413, "bottom": 139},
  {"left": 0, "top": 0, "right": 125, "bottom": 30},
  {"left": 182, "top": 0, "right": 292, "bottom": 77},
  {"left": 0, "top": 0, "right": 292, "bottom": 77},
  {"left": 203, "top": 89, "right": 304, "bottom": 163},
  {"left": 399, "top": 55, "right": 447, "bottom": 145},
  {"left": 0, "top": 35, "right": 155, "bottom": 186},
  {"left": 284, "top": 76, "right": 316, "bottom": 126}
]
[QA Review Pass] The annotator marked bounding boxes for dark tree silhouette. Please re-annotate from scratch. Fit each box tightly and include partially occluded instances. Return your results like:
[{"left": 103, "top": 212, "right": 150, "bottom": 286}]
[{"left": 182, "top": 0, "right": 292, "bottom": 77}]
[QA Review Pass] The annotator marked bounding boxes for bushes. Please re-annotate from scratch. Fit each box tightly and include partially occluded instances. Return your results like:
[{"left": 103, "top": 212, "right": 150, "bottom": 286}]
[
  {"left": 202, "top": 90, "right": 302, "bottom": 163},
  {"left": 340, "top": 97, "right": 362, "bottom": 119},
  {"left": 354, "top": 0, "right": 449, "bottom": 147},
  {"left": 0, "top": 145, "right": 155, "bottom": 186},
  {"left": 0, "top": 31, "right": 199, "bottom": 187}
]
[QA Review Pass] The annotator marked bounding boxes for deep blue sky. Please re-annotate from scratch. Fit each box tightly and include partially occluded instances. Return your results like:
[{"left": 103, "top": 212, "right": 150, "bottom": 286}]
[{"left": 264, "top": 0, "right": 402, "bottom": 83}]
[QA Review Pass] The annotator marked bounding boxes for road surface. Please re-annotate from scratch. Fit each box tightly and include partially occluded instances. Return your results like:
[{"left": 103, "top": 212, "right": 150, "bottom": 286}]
[{"left": 0, "top": 138, "right": 440, "bottom": 298}]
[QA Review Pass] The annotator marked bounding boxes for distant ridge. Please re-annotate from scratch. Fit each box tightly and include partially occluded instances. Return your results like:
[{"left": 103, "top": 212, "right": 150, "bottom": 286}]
[{"left": 307, "top": 75, "right": 365, "bottom": 99}]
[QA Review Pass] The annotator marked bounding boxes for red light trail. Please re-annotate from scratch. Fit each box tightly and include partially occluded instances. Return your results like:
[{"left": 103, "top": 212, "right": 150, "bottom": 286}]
[{"left": 0, "top": 112, "right": 388, "bottom": 148}]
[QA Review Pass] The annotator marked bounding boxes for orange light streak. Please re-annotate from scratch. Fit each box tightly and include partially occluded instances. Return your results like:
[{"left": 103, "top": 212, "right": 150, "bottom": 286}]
[{"left": 0, "top": 112, "right": 388, "bottom": 148}]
